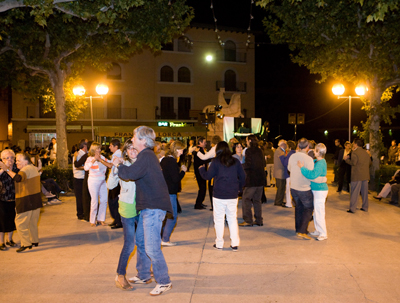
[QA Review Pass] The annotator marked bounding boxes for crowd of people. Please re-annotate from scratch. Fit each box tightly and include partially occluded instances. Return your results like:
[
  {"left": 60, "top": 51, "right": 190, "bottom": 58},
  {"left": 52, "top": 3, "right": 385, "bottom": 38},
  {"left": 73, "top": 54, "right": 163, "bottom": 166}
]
[{"left": 0, "top": 125, "right": 380, "bottom": 296}]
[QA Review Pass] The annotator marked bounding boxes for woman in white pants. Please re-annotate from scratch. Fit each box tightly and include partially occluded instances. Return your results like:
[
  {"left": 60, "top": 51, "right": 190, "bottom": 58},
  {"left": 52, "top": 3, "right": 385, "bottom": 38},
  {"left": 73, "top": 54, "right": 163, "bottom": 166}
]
[
  {"left": 84, "top": 142, "right": 112, "bottom": 227},
  {"left": 298, "top": 143, "right": 328, "bottom": 241},
  {"left": 199, "top": 141, "right": 246, "bottom": 251}
]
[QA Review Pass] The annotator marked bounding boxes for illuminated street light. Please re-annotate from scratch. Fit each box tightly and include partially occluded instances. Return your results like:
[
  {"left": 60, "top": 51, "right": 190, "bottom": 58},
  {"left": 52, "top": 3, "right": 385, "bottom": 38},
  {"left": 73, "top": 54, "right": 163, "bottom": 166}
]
[
  {"left": 332, "top": 83, "right": 367, "bottom": 142},
  {"left": 73, "top": 83, "right": 109, "bottom": 140},
  {"left": 205, "top": 55, "right": 213, "bottom": 62}
]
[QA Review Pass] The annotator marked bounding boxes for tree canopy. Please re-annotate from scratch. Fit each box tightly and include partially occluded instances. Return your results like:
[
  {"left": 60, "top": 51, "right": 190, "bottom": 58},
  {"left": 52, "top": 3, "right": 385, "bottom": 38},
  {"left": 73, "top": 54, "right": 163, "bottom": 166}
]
[
  {"left": 0, "top": 0, "right": 193, "bottom": 168},
  {"left": 258, "top": 0, "right": 400, "bottom": 171}
]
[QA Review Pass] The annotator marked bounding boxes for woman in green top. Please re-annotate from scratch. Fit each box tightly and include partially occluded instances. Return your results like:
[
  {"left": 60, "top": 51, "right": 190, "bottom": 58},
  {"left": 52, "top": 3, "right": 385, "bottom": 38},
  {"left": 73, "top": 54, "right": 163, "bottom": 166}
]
[
  {"left": 298, "top": 143, "right": 328, "bottom": 241},
  {"left": 109, "top": 140, "right": 139, "bottom": 290}
]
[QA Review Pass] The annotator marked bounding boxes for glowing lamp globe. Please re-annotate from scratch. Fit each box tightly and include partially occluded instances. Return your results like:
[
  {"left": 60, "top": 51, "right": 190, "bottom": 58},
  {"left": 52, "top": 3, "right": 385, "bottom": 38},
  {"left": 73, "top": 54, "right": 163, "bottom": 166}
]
[
  {"left": 355, "top": 85, "right": 367, "bottom": 96},
  {"left": 73, "top": 85, "right": 86, "bottom": 96},
  {"left": 332, "top": 84, "right": 345, "bottom": 96},
  {"left": 96, "top": 84, "right": 109, "bottom": 96},
  {"left": 205, "top": 55, "right": 213, "bottom": 62}
]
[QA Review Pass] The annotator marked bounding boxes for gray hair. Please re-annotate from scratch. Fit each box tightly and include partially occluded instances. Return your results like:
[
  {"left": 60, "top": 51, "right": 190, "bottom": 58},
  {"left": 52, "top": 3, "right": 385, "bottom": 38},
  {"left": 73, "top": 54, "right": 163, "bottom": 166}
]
[
  {"left": 298, "top": 138, "right": 309, "bottom": 150},
  {"left": 315, "top": 143, "right": 327, "bottom": 158},
  {"left": 1, "top": 149, "right": 15, "bottom": 159},
  {"left": 134, "top": 126, "right": 156, "bottom": 149}
]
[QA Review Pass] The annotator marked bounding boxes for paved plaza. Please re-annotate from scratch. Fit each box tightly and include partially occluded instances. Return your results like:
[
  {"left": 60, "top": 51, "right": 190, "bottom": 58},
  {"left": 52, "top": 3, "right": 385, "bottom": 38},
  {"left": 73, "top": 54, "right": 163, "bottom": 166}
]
[{"left": 1, "top": 168, "right": 400, "bottom": 303}]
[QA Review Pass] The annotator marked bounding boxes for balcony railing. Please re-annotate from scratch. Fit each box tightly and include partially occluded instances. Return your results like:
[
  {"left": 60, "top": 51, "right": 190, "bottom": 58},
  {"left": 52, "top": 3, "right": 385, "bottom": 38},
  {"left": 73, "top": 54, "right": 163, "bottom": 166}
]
[
  {"left": 78, "top": 107, "right": 137, "bottom": 120},
  {"left": 216, "top": 81, "right": 247, "bottom": 93},
  {"left": 216, "top": 51, "right": 247, "bottom": 63}
]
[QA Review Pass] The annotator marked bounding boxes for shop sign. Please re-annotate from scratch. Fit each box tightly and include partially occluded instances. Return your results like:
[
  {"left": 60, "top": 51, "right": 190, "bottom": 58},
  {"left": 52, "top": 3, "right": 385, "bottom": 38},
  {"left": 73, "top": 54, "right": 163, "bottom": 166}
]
[
  {"left": 170, "top": 122, "right": 186, "bottom": 127},
  {"left": 114, "top": 132, "right": 133, "bottom": 137},
  {"left": 156, "top": 132, "right": 182, "bottom": 137},
  {"left": 158, "top": 121, "right": 169, "bottom": 127}
]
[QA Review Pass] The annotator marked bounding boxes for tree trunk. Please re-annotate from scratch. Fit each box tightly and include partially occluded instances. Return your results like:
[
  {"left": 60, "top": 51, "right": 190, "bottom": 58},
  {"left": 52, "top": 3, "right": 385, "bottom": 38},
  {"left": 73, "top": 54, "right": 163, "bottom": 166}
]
[
  {"left": 368, "top": 86, "right": 382, "bottom": 189},
  {"left": 50, "top": 69, "right": 69, "bottom": 169}
]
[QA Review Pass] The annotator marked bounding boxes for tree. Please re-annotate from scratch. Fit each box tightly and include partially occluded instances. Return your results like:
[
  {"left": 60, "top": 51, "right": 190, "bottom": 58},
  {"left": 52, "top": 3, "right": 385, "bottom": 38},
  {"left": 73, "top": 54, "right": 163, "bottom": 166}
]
[
  {"left": 258, "top": 0, "right": 400, "bottom": 174},
  {"left": 0, "top": 0, "right": 193, "bottom": 168}
]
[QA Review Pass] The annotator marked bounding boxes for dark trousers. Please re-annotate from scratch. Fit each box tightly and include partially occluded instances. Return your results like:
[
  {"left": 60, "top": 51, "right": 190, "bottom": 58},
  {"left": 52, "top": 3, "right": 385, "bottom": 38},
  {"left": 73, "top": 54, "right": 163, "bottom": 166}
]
[
  {"left": 195, "top": 171, "right": 207, "bottom": 207},
  {"left": 186, "top": 155, "right": 192, "bottom": 172},
  {"left": 338, "top": 163, "right": 351, "bottom": 192},
  {"left": 275, "top": 178, "right": 286, "bottom": 205},
  {"left": 73, "top": 178, "right": 84, "bottom": 219},
  {"left": 208, "top": 180, "right": 213, "bottom": 209},
  {"left": 291, "top": 189, "right": 314, "bottom": 233},
  {"left": 242, "top": 186, "right": 263, "bottom": 224},
  {"left": 333, "top": 163, "right": 339, "bottom": 183},
  {"left": 108, "top": 188, "right": 122, "bottom": 226},
  {"left": 82, "top": 172, "right": 91, "bottom": 221}
]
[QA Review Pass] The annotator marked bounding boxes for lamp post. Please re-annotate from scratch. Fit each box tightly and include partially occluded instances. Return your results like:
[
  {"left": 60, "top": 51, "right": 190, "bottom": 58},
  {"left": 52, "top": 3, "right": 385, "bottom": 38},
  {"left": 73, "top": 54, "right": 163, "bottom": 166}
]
[
  {"left": 332, "top": 83, "right": 367, "bottom": 142},
  {"left": 73, "top": 84, "right": 109, "bottom": 141}
]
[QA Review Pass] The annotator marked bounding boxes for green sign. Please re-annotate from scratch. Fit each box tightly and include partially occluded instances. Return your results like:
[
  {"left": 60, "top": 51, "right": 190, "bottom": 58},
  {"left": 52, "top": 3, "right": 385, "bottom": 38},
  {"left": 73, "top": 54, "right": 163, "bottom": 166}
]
[
  {"left": 158, "top": 121, "right": 169, "bottom": 127},
  {"left": 170, "top": 122, "right": 186, "bottom": 127}
]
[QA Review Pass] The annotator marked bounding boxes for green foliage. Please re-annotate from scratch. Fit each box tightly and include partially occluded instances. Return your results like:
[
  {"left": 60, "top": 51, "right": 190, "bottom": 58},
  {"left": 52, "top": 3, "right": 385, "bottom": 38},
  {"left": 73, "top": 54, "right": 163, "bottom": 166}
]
[
  {"left": 375, "top": 164, "right": 399, "bottom": 191},
  {"left": 41, "top": 164, "right": 74, "bottom": 191}
]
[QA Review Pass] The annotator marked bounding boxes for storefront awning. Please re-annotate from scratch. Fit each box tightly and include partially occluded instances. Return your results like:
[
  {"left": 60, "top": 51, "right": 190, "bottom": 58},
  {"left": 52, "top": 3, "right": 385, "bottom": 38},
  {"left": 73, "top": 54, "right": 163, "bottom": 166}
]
[{"left": 26, "top": 125, "right": 94, "bottom": 132}]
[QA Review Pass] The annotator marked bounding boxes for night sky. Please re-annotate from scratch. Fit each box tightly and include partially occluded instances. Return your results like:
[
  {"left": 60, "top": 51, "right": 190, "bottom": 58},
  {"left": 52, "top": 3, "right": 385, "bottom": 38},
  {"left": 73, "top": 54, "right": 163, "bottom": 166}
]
[{"left": 187, "top": 0, "right": 399, "bottom": 150}]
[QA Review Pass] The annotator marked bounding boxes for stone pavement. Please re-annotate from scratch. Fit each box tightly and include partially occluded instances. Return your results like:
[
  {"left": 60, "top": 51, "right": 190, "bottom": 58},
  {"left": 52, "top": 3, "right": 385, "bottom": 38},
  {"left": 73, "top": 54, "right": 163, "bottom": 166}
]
[{"left": 1, "top": 169, "right": 400, "bottom": 303}]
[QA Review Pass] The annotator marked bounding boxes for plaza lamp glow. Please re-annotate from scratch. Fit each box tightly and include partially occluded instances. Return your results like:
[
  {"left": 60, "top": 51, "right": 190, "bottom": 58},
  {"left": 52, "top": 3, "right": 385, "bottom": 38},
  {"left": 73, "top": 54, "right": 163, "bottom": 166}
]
[
  {"left": 332, "top": 83, "right": 367, "bottom": 142},
  {"left": 73, "top": 83, "right": 109, "bottom": 140}
]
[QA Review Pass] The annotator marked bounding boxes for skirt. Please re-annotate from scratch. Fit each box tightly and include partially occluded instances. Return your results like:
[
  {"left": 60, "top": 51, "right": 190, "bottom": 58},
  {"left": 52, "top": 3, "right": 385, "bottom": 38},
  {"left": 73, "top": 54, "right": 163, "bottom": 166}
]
[{"left": 0, "top": 200, "right": 16, "bottom": 233}]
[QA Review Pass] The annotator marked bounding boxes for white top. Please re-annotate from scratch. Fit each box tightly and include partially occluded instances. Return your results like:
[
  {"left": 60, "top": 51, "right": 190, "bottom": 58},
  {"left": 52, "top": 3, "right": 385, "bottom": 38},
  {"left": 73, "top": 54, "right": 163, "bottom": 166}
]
[
  {"left": 73, "top": 149, "right": 86, "bottom": 179},
  {"left": 84, "top": 155, "right": 110, "bottom": 180},
  {"left": 49, "top": 143, "right": 57, "bottom": 160},
  {"left": 197, "top": 145, "right": 216, "bottom": 160},
  {"left": 287, "top": 151, "right": 314, "bottom": 191}
]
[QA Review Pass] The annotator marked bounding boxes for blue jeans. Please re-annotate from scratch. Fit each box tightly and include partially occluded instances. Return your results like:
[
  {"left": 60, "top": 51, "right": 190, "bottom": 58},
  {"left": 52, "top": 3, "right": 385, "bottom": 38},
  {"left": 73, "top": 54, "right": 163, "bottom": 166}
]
[
  {"left": 291, "top": 189, "right": 314, "bottom": 233},
  {"left": 116, "top": 215, "right": 139, "bottom": 276},
  {"left": 136, "top": 209, "right": 170, "bottom": 284},
  {"left": 162, "top": 194, "right": 178, "bottom": 242}
]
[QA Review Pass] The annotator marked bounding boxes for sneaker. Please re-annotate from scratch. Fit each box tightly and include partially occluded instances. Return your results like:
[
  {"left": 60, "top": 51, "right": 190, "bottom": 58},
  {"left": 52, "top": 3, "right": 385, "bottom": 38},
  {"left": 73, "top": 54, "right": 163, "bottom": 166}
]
[
  {"left": 149, "top": 283, "right": 172, "bottom": 296},
  {"left": 309, "top": 231, "right": 320, "bottom": 236},
  {"left": 317, "top": 236, "right": 328, "bottom": 241},
  {"left": 45, "top": 192, "right": 56, "bottom": 198},
  {"left": 128, "top": 276, "right": 152, "bottom": 284},
  {"left": 49, "top": 198, "right": 62, "bottom": 205},
  {"left": 213, "top": 244, "right": 222, "bottom": 250},
  {"left": 230, "top": 245, "right": 238, "bottom": 252},
  {"left": 161, "top": 241, "right": 176, "bottom": 246}
]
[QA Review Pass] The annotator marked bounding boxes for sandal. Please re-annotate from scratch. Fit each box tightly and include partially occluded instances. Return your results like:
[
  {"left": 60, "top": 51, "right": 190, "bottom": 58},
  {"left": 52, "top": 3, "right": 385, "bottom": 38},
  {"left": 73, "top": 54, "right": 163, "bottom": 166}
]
[
  {"left": 98, "top": 221, "right": 107, "bottom": 226},
  {"left": 115, "top": 275, "right": 133, "bottom": 291}
]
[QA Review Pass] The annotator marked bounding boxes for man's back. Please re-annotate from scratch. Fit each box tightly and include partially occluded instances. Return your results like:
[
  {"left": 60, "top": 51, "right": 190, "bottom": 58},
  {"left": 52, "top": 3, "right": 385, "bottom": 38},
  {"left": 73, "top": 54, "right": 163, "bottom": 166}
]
[
  {"left": 274, "top": 148, "right": 285, "bottom": 179},
  {"left": 347, "top": 148, "right": 371, "bottom": 182},
  {"left": 287, "top": 152, "right": 314, "bottom": 191}
]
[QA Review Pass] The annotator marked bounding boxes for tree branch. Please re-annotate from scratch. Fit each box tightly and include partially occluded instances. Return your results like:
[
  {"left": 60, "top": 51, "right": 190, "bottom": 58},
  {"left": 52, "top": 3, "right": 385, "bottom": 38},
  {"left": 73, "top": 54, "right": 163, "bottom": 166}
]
[
  {"left": 16, "top": 49, "right": 50, "bottom": 77},
  {"left": 54, "top": 43, "right": 81, "bottom": 66},
  {"left": 54, "top": 4, "right": 87, "bottom": 20},
  {"left": 0, "top": 0, "right": 77, "bottom": 13},
  {"left": 384, "top": 78, "right": 400, "bottom": 89},
  {"left": 369, "top": 44, "right": 374, "bottom": 59},
  {"left": 321, "top": 33, "right": 331, "bottom": 41},
  {"left": 43, "top": 32, "right": 51, "bottom": 60}
]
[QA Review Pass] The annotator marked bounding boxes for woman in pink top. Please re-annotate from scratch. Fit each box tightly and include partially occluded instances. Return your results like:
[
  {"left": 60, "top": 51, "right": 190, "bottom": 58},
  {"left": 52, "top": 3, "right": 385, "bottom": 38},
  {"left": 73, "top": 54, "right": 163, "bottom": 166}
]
[{"left": 84, "top": 142, "right": 112, "bottom": 226}]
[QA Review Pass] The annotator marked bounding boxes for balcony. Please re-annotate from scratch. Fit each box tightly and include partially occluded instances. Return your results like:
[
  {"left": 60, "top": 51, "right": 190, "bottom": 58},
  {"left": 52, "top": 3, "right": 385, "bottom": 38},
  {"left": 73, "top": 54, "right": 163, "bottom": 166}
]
[
  {"left": 78, "top": 107, "right": 138, "bottom": 120},
  {"left": 216, "top": 51, "right": 247, "bottom": 63},
  {"left": 216, "top": 81, "right": 247, "bottom": 93}
]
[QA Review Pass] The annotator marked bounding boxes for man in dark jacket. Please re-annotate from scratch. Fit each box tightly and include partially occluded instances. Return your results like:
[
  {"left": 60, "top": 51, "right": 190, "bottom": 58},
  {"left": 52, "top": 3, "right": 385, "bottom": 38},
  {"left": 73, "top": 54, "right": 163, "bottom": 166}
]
[
  {"left": 239, "top": 135, "right": 266, "bottom": 226},
  {"left": 115, "top": 126, "right": 173, "bottom": 296}
]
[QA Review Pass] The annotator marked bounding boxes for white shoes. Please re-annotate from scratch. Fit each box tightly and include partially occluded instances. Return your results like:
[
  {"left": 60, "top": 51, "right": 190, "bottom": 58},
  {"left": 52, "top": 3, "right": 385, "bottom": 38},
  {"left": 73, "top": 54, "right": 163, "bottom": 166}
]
[
  {"left": 317, "top": 236, "right": 328, "bottom": 241},
  {"left": 161, "top": 241, "right": 176, "bottom": 246},
  {"left": 150, "top": 283, "right": 172, "bottom": 296},
  {"left": 128, "top": 275, "right": 152, "bottom": 284},
  {"left": 309, "top": 231, "right": 320, "bottom": 236}
]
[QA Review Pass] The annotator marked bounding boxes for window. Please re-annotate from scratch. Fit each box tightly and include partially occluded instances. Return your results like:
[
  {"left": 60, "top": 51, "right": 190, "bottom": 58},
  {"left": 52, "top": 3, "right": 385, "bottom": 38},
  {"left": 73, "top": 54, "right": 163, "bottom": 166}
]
[
  {"left": 160, "top": 97, "right": 175, "bottom": 119},
  {"left": 107, "top": 63, "right": 122, "bottom": 80},
  {"left": 224, "top": 40, "right": 236, "bottom": 62},
  {"left": 161, "top": 42, "right": 174, "bottom": 51},
  {"left": 178, "top": 67, "right": 191, "bottom": 83},
  {"left": 107, "top": 95, "right": 121, "bottom": 119},
  {"left": 177, "top": 37, "right": 191, "bottom": 52},
  {"left": 160, "top": 66, "right": 174, "bottom": 82},
  {"left": 224, "top": 70, "right": 236, "bottom": 91},
  {"left": 178, "top": 97, "right": 191, "bottom": 119}
]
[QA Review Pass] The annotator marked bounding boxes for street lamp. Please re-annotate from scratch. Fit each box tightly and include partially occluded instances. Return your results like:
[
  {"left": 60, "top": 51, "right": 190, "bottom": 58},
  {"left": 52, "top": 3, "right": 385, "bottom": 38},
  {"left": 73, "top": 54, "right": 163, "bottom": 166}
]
[
  {"left": 332, "top": 83, "right": 367, "bottom": 142},
  {"left": 73, "top": 83, "right": 109, "bottom": 140}
]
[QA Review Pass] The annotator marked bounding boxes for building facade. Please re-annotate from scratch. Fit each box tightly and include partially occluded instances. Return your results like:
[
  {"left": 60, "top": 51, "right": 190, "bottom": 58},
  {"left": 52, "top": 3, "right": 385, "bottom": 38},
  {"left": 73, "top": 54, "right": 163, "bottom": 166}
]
[{"left": 9, "top": 25, "right": 255, "bottom": 150}]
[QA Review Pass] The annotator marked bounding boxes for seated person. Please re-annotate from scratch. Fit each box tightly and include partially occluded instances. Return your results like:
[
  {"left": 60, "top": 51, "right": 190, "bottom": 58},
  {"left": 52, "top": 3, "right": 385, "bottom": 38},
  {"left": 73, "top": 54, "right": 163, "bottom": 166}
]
[
  {"left": 389, "top": 183, "right": 400, "bottom": 205},
  {"left": 374, "top": 169, "right": 400, "bottom": 200}
]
